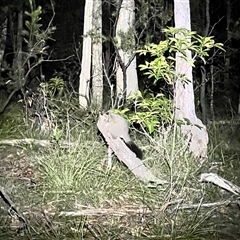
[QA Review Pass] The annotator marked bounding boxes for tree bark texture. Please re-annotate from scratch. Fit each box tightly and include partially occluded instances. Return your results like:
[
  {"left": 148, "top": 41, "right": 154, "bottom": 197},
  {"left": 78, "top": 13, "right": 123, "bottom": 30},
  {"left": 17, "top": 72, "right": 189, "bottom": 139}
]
[
  {"left": 0, "top": 7, "right": 8, "bottom": 65},
  {"left": 79, "top": 0, "right": 93, "bottom": 109},
  {"left": 174, "top": 0, "right": 208, "bottom": 158},
  {"left": 13, "top": 9, "right": 23, "bottom": 86},
  {"left": 116, "top": 0, "right": 139, "bottom": 97},
  {"left": 92, "top": 0, "right": 103, "bottom": 109},
  {"left": 200, "top": 0, "right": 210, "bottom": 124}
]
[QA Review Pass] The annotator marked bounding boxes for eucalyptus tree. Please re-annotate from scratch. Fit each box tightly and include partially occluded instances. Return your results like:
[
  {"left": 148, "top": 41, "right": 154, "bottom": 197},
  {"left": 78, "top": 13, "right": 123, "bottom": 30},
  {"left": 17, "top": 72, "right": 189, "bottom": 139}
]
[
  {"left": 174, "top": 0, "right": 208, "bottom": 158},
  {"left": 79, "top": 0, "right": 93, "bottom": 109},
  {"left": 115, "top": 0, "right": 139, "bottom": 98},
  {"left": 92, "top": 0, "right": 103, "bottom": 110},
  {"left": 79, "top": 0, "right": 103, "bottom": 109},
  {"left": 79, "top": 0, "right": 139, "bottom": 109}
]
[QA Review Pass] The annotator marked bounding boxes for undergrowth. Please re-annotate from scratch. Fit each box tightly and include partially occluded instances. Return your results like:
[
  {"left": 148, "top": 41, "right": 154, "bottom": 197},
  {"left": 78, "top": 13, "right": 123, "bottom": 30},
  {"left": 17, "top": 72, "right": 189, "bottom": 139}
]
[{"left": 0, "top": 107, "right": 240, "bottom": 239}]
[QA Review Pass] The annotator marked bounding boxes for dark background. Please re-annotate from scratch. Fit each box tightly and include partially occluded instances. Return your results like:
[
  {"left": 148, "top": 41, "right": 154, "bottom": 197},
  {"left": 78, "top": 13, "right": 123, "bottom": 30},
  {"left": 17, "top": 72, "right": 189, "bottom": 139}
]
[{"left": 0, "top": 0, "right": 239, "bottom": 121}]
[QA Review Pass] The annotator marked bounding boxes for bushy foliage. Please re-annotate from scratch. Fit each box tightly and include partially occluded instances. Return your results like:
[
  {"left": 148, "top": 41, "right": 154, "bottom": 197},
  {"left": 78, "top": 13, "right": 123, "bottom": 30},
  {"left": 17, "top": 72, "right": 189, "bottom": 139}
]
[
  {"left": 138, "top": 27, "right": 224, "bottom": 84},
  {"left": 23, "top": 0, "right": 55, "bottom": 78},
  {"left": 116, "top": 91, "right": 173, "bottom": 134},
  {"left": 117, "top": 27, "right": 224, "bottom": 134}
]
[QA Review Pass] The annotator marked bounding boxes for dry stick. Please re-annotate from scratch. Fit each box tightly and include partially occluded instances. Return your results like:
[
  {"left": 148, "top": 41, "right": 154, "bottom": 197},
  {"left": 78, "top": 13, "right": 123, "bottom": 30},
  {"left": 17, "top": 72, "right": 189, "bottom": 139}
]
[
  {"left": 59, "top": 198, "right": 238, "bottom": 217},
  {"left": 0, "top": 139, "right": 51, "bottom": 147},
  {"left": 0, "top": 186, "right": 29, "bottom": 231},
  {"left": 176, "top": 199, "right": 235, "bottom": 210},
  {"left": 200, "top": 172, "right": 240, "bottom": 195},
  {"left": 0, "top": 139, "right": 102, "bottom": 149},
  {"left": 59, "top": 206, "right": 152, "bottom": 217}
]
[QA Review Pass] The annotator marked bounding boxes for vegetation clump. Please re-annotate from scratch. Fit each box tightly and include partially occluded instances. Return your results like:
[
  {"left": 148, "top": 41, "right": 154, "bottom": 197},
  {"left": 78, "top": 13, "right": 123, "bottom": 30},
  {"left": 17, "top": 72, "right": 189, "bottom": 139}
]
[{"left": 0, "top": 1, "right": 239, "bottom": 240}]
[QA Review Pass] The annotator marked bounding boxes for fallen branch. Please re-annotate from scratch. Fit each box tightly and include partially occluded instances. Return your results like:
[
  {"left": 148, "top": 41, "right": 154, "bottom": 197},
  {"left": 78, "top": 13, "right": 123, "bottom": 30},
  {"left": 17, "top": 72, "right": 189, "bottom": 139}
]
[
  {"left": 0, "top": 138, "right": 101, "bottom": 148},
  {"left": 0, "top": 139, "right": 51, "bottom": 147},
  {"left": 200, "top": 172, "right": 240, "bottom": 195},
  {"left": 59, "top": 205, "right": 151, "bottom": 217},
  {"left": 59, "top": 198, "right": 238, "bottom": 217},
  {"left": 97, "top": 113, "right": 165, "bottom": 184},
  {"left": 176, "top": 199, "right": 236, "bottom": 210},
  {"left": 0, "top": 186, "right": 29, "bottom": 231}
]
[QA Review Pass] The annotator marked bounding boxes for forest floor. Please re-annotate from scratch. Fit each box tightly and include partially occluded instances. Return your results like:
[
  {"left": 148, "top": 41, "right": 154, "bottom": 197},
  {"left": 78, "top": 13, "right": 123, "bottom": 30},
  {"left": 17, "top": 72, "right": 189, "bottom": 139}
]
[
  {"left": 1, "top": 105, "right": 240, "bottom": 239},
  {"left": 0, "top": 142, "right": 168, "bottom": 240}
]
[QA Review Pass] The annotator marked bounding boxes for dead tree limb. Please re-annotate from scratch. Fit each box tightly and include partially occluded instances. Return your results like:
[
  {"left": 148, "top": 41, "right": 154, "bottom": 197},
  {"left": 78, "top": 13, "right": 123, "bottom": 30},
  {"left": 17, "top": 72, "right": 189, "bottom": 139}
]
[
  {"left": 97, "top": 113, "right": 165, "bottom": 184},
  {"left": 200, "top": 172, "right": 240, "bottom": 195},
  {"left": 0, "top": 186, "right": 29, "bottom": 231}
]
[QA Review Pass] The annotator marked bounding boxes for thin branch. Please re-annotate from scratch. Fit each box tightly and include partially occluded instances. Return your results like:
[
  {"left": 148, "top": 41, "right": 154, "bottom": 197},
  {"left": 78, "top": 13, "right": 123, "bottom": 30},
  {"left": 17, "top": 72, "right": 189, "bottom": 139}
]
[
  {"left": 0, "top": 186, "right": 29, "bottom": 231},
  {"left": 200, "top": 172, "right": 240, "bottom": 195},
  {"left": 208, "top": 16, "right": 224, "bottom": 36},
  {"left": 176, "top": 199, "right": 238, "bottom": 210}
]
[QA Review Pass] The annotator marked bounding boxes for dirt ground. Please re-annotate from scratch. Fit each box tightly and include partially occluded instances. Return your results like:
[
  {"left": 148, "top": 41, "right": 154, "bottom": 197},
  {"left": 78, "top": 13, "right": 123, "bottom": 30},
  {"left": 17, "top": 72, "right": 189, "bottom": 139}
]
[{"left": 0, "top": 145, "right": 44, "bottom": 237}]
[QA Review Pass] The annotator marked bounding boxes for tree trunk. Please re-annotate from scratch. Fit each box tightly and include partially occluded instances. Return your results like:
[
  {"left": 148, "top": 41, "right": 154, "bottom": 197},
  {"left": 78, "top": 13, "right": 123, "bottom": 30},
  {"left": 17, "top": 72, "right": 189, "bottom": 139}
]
[
  {"left": 92, "top": 0, "right": 103, "bottom": 109},
  {"left": 115, "top": 0, "right": 139, "bottom": 98},
  {"left": 200, "top": 66, "right": 207, "bottom": 125},
  {"left": 225, "top": 0, "right": 231, "bottom": 90},
  {"left": 200, "top": 0, "right": 210, "bottom": 125},
  {"left": 0, "top": 7, "right": 8, "bottom": 65},
  {"left": 79, "top": 0, "right": 93, "bottom": 109},
  {"left": 12, "top": 8, "right": 23, "bottom": 86},
  {"left": 174, "top": 0, "right": 208, "bottom": 159},
  {"left": 209, "top": 63, "right": 215, "bottom": 120}
]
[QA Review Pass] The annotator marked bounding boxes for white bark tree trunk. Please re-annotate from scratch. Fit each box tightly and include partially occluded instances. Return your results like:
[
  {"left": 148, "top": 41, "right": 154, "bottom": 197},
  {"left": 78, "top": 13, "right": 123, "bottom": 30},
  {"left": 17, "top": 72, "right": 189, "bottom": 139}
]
[
  {"left": 116, "top": 0, "right": 139, "bottom": 97},
  {"left": 174, "top": 0, "right": 208, "bottom": 158},
  {"left": 92, "top": 0, "right": 103, "bottom": 109},
  {"left": 79, "top": 0, "right": 93, "bottom": 109}
]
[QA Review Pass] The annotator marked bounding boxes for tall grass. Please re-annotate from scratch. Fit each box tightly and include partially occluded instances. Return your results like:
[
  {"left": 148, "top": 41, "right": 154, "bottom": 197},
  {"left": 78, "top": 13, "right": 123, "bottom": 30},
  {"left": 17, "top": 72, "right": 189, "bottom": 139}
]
[
  {"left": 1, "top": 107, "right": 240, "bottom": 239},
  {"left": 35, "top": 123, "right": 216, "bottom": 239}
]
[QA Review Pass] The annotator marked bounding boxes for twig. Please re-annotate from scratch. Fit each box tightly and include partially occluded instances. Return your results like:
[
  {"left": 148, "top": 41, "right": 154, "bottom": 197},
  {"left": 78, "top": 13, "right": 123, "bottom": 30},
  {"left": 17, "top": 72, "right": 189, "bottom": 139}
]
[
  {"left": 0, "top": 186, "right": 29, "bottom": 231},
  {"left": 0, "top": 89, "right": 18, "bottom": 114},
  {"left": 59, "top": 207, "right": 152, "bottom": 217},
  {"left": 176, "top": 199, "right": 234, "bottom": 210}
]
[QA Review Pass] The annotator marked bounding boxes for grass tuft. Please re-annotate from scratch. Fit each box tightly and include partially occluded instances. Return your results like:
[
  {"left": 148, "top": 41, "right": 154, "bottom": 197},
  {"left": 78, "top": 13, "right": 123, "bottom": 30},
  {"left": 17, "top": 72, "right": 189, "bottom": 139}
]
[{"left": 1, "top": 111, "right": 240, "bottom": 239}]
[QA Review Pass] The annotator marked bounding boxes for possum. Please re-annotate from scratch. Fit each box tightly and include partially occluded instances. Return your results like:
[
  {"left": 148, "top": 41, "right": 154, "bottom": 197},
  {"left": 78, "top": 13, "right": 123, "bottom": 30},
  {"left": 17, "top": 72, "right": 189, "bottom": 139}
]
[{"left": 104, "top": 111, "right": 143, "bottom": 159}]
